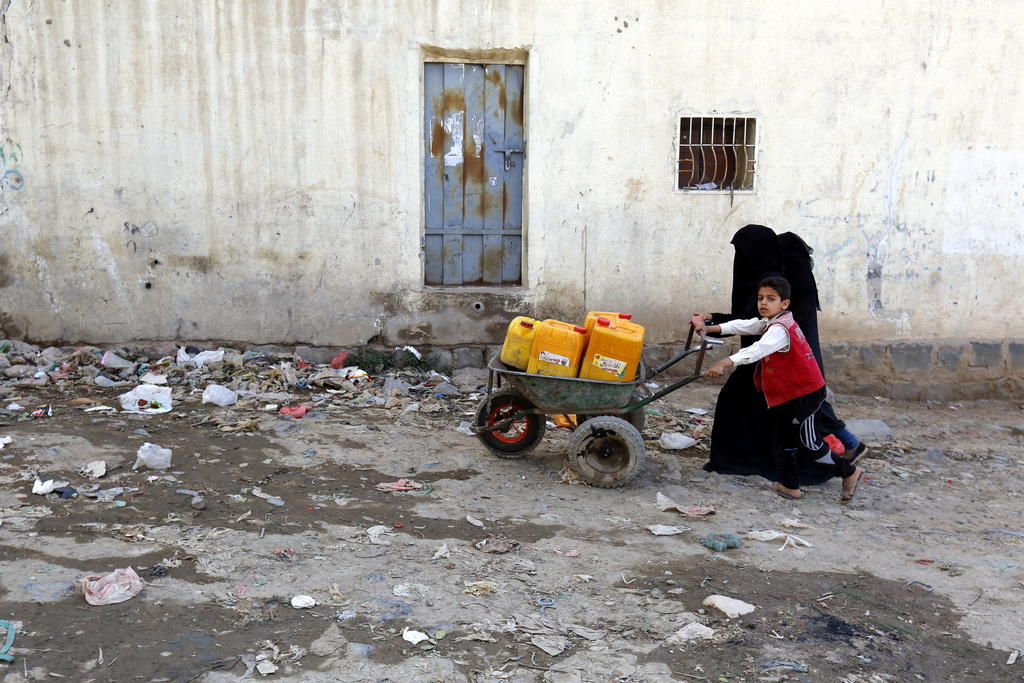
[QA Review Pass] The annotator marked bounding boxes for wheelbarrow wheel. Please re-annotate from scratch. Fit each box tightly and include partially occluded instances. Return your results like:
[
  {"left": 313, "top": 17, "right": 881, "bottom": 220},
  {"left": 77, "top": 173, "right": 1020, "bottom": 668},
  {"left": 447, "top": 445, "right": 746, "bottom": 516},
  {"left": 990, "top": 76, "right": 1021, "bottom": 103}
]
[
  {"left": 567, "top": 415, "right": 646, "bottom": 488},
  {"left": 576, "top": 388, "right": 646, "bottom": 433},
  {"left": 474, "top": 389, "right": 546, "bottom": 459}
]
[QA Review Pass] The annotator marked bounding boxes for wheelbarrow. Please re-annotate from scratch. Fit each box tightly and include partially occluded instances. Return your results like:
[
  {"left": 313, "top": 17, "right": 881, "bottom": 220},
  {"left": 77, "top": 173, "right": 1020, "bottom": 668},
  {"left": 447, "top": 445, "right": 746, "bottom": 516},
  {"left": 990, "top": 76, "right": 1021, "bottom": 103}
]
[{"left": 473, "top": 327, "right": 717, "bottom": 487}]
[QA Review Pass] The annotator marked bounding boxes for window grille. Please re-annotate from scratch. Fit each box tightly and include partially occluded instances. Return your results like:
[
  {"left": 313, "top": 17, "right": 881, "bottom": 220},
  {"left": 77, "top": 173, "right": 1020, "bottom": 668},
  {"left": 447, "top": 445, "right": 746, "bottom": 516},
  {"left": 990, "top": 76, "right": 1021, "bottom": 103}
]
[{"left": 677, "top": 117, "right": 757, "bottom": 191}]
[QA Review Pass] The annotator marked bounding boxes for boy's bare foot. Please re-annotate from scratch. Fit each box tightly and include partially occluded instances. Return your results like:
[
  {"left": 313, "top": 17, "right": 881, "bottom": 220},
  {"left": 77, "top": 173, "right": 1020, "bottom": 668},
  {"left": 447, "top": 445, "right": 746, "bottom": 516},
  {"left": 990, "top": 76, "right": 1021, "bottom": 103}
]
[
  {"left": 841, "top": 467, "right": 864, "bottom": 501},
  {"left": 772, "top": 482, "right": 802, "bottom": 500}
]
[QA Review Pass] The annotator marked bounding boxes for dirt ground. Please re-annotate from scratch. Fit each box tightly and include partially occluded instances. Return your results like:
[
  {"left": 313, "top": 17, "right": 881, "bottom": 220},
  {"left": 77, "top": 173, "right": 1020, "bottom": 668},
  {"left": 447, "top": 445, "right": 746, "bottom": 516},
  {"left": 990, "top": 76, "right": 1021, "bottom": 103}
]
[{"left": 1, "top": 360, "right": 1023, "bottom": 682}]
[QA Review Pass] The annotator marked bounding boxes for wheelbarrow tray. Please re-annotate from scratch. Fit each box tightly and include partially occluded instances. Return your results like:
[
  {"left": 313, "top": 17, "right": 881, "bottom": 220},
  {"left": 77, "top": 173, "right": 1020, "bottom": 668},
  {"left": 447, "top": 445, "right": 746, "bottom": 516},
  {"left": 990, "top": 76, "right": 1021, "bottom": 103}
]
[{"left": 487, "top": 357, "right": 643, "bottom": 413}]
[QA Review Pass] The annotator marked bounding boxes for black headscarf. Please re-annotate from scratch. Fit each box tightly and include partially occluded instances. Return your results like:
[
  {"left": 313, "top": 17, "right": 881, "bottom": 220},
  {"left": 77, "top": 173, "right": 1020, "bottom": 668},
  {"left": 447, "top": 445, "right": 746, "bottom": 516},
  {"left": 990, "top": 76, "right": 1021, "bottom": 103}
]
[
  {"left": 729, "top": 224, "right": 784, "bottom": 318},
  {"left": 778, "top": 232, "right": 820, "bottom": 314}
]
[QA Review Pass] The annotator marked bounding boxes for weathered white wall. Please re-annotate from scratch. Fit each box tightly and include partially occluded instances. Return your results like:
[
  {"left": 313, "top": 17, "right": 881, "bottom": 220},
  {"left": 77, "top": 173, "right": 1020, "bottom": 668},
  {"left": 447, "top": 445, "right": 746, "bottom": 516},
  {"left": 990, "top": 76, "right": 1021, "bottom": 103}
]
[{"left": 1, "top": 1, "right": 1021, "bottom": 346}]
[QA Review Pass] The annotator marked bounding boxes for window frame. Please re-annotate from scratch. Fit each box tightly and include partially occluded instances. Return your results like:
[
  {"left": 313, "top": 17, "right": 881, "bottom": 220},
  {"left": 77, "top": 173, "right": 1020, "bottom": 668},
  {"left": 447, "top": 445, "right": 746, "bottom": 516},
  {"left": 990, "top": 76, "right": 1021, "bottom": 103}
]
[{"left": 675, "top": 114, "right": 758, "bottom": 195}]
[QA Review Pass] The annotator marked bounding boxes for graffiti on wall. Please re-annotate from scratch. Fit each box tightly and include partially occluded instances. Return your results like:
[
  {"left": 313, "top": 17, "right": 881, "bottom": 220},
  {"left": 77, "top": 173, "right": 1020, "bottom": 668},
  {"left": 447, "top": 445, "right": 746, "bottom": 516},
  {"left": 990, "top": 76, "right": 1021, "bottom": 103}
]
[
  {"left": 0, "top": 141, "right": 25, "bottom": 191},
  {"left": 123, "top": 220, "right": 159, "bottom": 253}
]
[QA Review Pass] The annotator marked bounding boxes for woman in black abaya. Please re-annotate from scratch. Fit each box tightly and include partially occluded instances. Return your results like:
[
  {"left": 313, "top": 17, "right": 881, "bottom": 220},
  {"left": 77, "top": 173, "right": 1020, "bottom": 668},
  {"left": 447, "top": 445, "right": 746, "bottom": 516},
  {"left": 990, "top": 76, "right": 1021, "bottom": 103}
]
[
  {"left": 698, "top": 224, "right": 835, "bottom": 483},
  {"left": 778, "top": 232, "right": 866, "bottom": 459}
]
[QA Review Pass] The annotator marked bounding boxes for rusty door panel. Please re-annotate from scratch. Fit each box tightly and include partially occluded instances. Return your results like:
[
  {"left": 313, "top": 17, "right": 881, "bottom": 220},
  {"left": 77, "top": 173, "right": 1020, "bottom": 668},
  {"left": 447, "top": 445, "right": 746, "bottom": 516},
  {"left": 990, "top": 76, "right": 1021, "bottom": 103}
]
[{"left": 424, "top": 61, "right": 524, "bottom": 286}]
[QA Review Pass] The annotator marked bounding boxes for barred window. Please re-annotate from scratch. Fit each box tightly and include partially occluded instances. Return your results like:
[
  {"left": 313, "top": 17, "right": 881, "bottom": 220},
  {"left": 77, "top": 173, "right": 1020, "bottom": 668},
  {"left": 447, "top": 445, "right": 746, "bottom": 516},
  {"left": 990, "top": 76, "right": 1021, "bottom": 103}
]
[{"left": 677, "top": 117, "right": 757, "bottom": 191}]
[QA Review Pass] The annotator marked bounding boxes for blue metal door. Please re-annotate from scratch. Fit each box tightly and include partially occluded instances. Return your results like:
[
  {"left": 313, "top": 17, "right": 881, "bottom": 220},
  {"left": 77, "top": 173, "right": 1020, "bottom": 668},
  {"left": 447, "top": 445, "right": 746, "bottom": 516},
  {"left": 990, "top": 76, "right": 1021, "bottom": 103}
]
[{"left": 424, "top": 62, "right": 524, "bottom": 285}]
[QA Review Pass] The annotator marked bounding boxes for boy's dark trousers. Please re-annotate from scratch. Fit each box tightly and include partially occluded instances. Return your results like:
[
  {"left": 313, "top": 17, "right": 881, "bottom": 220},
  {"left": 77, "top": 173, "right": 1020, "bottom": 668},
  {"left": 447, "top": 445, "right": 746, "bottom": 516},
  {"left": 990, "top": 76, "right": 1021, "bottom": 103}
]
[{"left": 769, "top": 387, "right": 856, "bottom": 489}]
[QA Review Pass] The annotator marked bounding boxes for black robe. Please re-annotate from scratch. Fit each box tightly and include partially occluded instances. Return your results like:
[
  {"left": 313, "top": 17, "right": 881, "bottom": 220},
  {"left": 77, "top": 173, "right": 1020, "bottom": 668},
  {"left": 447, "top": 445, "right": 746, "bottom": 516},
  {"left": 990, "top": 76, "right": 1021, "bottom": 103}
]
[
  {"left": 703, "top": 225, "right": 835, "bottom": 484},
  {"left": 778, "top": 231, "right": 846, "bottom": 436}
]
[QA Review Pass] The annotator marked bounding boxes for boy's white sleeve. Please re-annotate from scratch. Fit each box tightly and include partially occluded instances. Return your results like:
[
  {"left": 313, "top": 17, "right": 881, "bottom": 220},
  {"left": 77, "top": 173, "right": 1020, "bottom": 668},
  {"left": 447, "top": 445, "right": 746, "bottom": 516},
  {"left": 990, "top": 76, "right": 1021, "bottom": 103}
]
[
  {"left": 718, "top": 317, "right": 768, "bottom": 336},
  {"left": 728, "top": 325, "right": 791, "bottom": 366}
]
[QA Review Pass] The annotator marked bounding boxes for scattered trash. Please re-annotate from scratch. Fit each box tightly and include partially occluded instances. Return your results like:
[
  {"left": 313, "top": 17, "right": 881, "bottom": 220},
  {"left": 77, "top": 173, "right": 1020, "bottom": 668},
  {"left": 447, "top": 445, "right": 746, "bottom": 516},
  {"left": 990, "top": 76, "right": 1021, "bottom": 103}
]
[
  {"left": 1008, "top": 650, "right": 1019, "bottom": 666},
  {"left": 279, "top": 404, "right": 311, "bottom": 418},
  {"left": 251, "top": 487, "right": 284, "bottom": 507},
  {"left": 402, "top": 628, "right": 430, "bottom": 645},
  {"left": 364, "top": 525, "right": 395, "bottom": 545},
  {"left": 530, "top": 634, "right": 568, "bottom": 656},
  {"left": 684, "top": 407, "right": 709, "bottom": 415},
  {"left": 465, "top": 514, "right": 485, "bottom": 527},
  {"left": 646, "top": 525, "right": 689, "bottom": 536},
  {"left": 747, "top": 529, "right": 813, "bottom": 550},
  {"left": 374, "top": 478, "right": 424, "bottom": 492},
  {"left": 778, "top": 518, "right": 810, "bottom": 529},
  {"left": 703, "top": 594, "right": 755, "bottom": 618},
  {"left": 431, "top": 543, "right": 451, "bottom": 560},
  {"left": 455, "top": 421, "right": 475, "bottom": 436},
  {"left": 30, "top": 404, "right": 52, "bottom": 419},
  {"left": 765, "top": 661, "right": 809, "bottom": 674},
  {"left": 657, "top": 492, "right": 715, "bottom": 517},
  {"left": 119, "top": 385, "right": 173, "bottom": 414},
  {"left": 393, "top": 583, "right": 430, "bottom": 598},
  {"left": 0, "top": 436, "right": 11, "bottom": 450},
  {"left": 535, "top": 597, "right": 557, "bottom": 610},
  {"left": 659, "top": 432, "right": 698, "bottom": 450},
  {"left": 0, "top": 619, "right": 16, "bottom": 663},
  {"left": 138, "top": 371, "right": 168, "bottom": 384},
  {"left": 473, "top": 536, "right": 520, "bottom": 553},
  {"left": 80, "top": 567, "right": 144, "bottom": 605},
  {"left": 178, "top": 348, "right": 225, "bottom": 369},
  {"left": 463, "top": 581, "right": 499, "bottom": 596},
  {"left": 700, "top": 533, "right": 743, "bottom": 552},
  {"left": 906, "top": 579, "right": 935, "bottom": 592},
  {"left": 77, "top": 461, "right": 107, "bottom": 479},
  {"left": 203, "top": 384, "right": 238, "bottom": 406},
  {"left": 551, "top": 546, "right": 581, "bottom": 557},
  {"left": 291, "top": 595, "right": 316, "bottom": 609},
  {"left": 32, "top": 475, "right": 69, "bottom": 495},
  {"left": 665, "top": 622, "right": 715, "bottom": 645},
  {"left": 133, "top": 443, "right": 173, "bottom": 470},
  {"left": 330, "top": 351, "right": 350, "bottom": 369},
  {"left": 100, "top": 351, "right": 135, "bottom": 369},
  {"left": 566, "top": 624, "right": 606, "bottom": 640}
]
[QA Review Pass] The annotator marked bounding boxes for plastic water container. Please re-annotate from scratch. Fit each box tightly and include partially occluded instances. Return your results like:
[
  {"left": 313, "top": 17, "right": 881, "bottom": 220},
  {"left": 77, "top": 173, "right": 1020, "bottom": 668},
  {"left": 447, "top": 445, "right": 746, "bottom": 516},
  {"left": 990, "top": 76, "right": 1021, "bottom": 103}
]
[
  {"left": 500, "top": 316, "right": 537, "bottom": 370},
  {"left": 582, "top": 311, "right": 634, "bottom": 335},
  {"left": 526, "top": 320, "right": 588, "bottom": 377},
  {"left": 578, "top": 316, "right": 645, "bottom": 382}
]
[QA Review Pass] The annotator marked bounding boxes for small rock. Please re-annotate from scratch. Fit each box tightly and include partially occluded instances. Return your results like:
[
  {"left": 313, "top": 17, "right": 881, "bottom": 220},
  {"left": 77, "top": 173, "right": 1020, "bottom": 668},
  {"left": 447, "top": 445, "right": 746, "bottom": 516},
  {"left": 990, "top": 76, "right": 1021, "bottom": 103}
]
[
  {"left": 1012, "top": 425, "right": 1024, "bottom": 436},
  {"left": 432, "top": 381, "right": 461, "bottom": 397},
  {"left": 190, "top": 496, "right": 207, "bottom": 510},
  {"left": 3, "top": 365, "right": 36, "bottom": 379}
]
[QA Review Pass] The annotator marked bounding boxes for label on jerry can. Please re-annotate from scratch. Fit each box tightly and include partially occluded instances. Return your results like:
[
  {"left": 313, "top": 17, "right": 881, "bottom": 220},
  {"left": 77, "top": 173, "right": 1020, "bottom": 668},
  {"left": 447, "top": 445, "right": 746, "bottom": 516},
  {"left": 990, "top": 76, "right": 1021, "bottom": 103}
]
[
  {"left": 538, "top": 350, "right": 570, "bottom": 367},
  {"left": 593, "top": 354, "right": 627, "bottom": 378}
]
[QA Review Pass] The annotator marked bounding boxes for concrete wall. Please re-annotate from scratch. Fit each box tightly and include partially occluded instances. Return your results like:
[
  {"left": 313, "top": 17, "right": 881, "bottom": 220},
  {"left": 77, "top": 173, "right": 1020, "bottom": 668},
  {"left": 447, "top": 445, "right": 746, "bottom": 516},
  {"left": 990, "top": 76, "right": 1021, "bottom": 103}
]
[{"left": 1, "top": 1, "right": 1022, "bottom": 350}]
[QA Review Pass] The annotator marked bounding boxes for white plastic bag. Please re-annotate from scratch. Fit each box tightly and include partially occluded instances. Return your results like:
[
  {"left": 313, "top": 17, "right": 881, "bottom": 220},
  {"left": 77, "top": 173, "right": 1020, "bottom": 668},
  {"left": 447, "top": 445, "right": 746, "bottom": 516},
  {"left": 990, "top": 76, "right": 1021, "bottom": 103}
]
[
  {"left": 100, "top": 351, "right": 135, "bottom": 369},
  {"left": 202, "top": 384, "right": 238, "bottom": 406},
  {"left": 659, "top": 432, "right": 697, "bottom": 450},
  {"left": 193, "top": 349, "right": 225, "bottom": 369},
  {"left": 80, "top": 567, "right": 144, "bottom": 605},
  {"left": 133, "top": 443, "right": 172, "bottom": 470},
  {"left": 176, "top": 347, "right": 224, "bottom": 369},
  {"left": 119, "top": 384, "right": 173, "bottom": 414}
]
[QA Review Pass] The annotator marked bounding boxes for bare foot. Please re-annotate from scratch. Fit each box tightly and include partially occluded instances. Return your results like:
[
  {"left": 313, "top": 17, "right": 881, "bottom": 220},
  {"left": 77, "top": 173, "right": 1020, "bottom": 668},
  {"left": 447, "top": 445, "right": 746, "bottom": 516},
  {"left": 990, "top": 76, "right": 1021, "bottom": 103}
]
[
  {"left": 841, "top": 467, "right": 864, "bottom": 501},
  {"left": 772, "top": 482, "right": 802, "bottom": 500}
]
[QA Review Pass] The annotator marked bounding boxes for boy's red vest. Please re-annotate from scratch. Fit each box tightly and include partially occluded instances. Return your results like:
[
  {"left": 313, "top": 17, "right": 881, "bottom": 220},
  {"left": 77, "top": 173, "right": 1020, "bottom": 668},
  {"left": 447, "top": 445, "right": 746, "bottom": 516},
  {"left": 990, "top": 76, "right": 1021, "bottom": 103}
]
[{"left": 753, "top": 312, "right": 825, "bottom": 407}]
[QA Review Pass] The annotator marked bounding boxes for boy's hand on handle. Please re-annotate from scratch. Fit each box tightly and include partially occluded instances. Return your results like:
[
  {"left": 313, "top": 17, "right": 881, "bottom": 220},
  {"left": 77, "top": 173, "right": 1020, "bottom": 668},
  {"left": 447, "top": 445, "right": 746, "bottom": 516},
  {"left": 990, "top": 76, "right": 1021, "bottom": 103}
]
[
  {"left": 690, "top": 313, "right": 710, "bottom": 332},
  {"left": 705, "top": 358, "right": 734, "bottom": 379}
]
